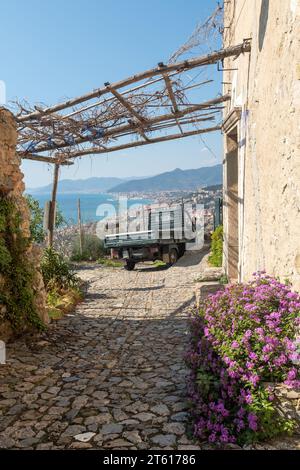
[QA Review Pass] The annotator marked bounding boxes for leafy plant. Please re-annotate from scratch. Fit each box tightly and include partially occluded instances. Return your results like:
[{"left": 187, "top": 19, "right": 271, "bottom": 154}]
[
  {"left": 41, "top": 247, "right": 79, "bottom": 290},
  {"left": 187, "top": 272, "right": 300, "bottom": 445},
  {"left": 25, "top": 194, "right": 66, "bottom": 243},
  {"left": 46, "top": 285, "right": 83, "bottom": 320},
  {"left": 208, "top": 225, "right": 223, "bottom": 267},
  {"left": 219, "top": 274, "right": 228, "bottom": 285},
  {"left": 71, "top": 234, "right": 105, "bottom": 261}
]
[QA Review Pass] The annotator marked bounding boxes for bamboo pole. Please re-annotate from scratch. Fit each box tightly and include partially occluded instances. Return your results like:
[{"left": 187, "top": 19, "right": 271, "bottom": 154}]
[
  {"left": 19, "top": 153, "right": 74, "bottom": 165},
  {"left": 67, "top": 125, "right": 221, "bottom": 159},
  {"left": 17, "top": 42, "right": 250, "bottom": 122},
  {"left": 113, "top": 114, "right": 216, "bottom": 139},
  {"left": 48, "top": 163, "right": 60, "bottom": 247}
]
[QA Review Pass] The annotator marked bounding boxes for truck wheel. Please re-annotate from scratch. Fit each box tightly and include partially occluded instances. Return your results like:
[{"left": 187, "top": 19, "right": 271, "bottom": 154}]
[
  {"left": 125, "top": 261, "right": 135, "bottom": 271},
  {"left": 169, "top": 249, "right": 178, "bottom": 265}
]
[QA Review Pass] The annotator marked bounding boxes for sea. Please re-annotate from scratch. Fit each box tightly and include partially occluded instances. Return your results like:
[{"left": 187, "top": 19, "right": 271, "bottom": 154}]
[{"left": 28, "top": 192, "right": 152, "bottom": 225}]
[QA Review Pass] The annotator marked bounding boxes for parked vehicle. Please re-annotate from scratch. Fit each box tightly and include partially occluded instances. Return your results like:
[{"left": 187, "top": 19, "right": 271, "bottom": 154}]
[{"left": 104, "top": 203, "right": 198, "bottom": 270}]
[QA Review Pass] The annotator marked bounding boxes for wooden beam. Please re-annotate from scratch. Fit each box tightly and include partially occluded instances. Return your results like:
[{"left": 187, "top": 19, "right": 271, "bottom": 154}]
[
  {"left": 48, "top": 163, "right": 59, "bottom": 247},
  {"left": 65, "top": 125, "right": 221, "bottom": 159},
  {"left": 136, "top": 128, "right": 151, "bottom": 142},
  {"left": 115, "top": 114, "right": 216, "bottom": 138},
  {"left": 161, "top": 71, "right": 179, "bottom": 113},
  {"left": 107, "top": 85, "right": 150, "bottom": 142},
  {"left": 29, "top": 95, "right": 230, "bottom": 154},
  {"left": 17, "top": 42, "right": 250, "bottom": 122},
  {"left": 160, "top": 69, "right": 184, "bottom": 134},
  {"left": 107, "top": 85, "right": 147, "bottom": 124},
  {"left": 77, "top": 198, "right": 84, "bottom": 257},
  {"left": 147, "top": 115, "right": 215, "bottom": 132},
  {"left": 19, "top": 152, "right": 74, "bottom": 165}
]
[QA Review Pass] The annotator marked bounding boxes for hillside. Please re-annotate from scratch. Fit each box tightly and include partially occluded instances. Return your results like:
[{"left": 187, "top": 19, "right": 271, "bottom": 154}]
[
  {"left": 108, "top": 164, "right": 222, "bottom": 193},
  {"left": 28, "top": 165, "right": 222, "bottom": 194},
  {"left": 28, "top": 176, "right": 129, "bottom": 194}
]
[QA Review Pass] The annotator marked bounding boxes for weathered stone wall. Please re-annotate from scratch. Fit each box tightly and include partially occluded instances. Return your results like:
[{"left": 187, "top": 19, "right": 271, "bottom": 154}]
[
  {"left": 222, "top": 0, "right": 300, "bottom": 291},
  {"left": 0, "top": 108, "right": 48, "bottom": 340}
]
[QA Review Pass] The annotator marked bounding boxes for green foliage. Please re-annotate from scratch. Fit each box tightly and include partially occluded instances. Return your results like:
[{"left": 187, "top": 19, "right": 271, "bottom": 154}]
[
  {"left": 97, "top": 257, "right": 123, "bottom": 268},
  {"left": 25, "top": 195, "right": 66, "bottom": 243},
  {"left": 153, "top": 260, "right": 167, "bottom": 267},
  {"left": 71, "top": 234, "right": 105, "bottom": 261},
  {"left": 41, "top": 247, "right": 79, "bottom": 290},
  {"left": 219, "top": 274, "right": 228, "bottom": 285},
  {"left": 0, "top": 238, "right": 12, "bottom": 269},
  {"left": 208, "top": 225, "right": 223, "bottom": 267},
  {"left": 26, "top": 195, "right": 44, "bottom": 243},
  {"left": 54, "top": 205, "right": 66, "bottom": 228},
  {"left": 46, "top": 285, "right": 84, "bottom": 320},
  {"left": 196, "top": 366, "right": 220, "bottom": 400},
  {"left": 0, "top": 196, "right": 44, "bottom": 331},
  {"left": 245, "top": 387, "right": 295, "bottom": 443}
]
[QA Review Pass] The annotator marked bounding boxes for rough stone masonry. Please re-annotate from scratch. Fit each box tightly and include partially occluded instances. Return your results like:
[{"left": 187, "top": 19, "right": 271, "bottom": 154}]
[{"left": 0, "top": 108, "right": 48, "bottom": 340}]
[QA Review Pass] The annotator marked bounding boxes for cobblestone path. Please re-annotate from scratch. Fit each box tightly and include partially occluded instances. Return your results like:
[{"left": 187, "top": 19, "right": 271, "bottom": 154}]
[{"left": 0, "top": 251, "right": 207, "bottom": 450}]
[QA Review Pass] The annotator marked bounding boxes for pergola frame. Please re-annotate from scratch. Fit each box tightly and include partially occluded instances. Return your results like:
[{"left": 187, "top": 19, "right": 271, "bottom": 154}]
[
  {"left": 15, "top": 40, "right": 251, "bottom": 166},
  {"left": 13, "top": 39, "right": 251, "bottom": 246}
]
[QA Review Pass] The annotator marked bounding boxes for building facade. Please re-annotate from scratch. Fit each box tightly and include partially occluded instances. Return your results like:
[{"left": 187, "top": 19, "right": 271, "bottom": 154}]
[{"left": 222, "top": 0, "right": 300, "bottom": 290}]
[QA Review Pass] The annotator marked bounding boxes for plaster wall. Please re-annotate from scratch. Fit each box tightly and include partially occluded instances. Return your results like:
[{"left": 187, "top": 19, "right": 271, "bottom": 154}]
[{"left": 223, "top": 0, "right": 300, "bottom": 290}]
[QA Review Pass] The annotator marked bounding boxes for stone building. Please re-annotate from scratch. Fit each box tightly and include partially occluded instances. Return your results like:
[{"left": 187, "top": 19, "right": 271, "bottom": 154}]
[{"left": 222, "top": 0, "right": 300, "bottom": 290}]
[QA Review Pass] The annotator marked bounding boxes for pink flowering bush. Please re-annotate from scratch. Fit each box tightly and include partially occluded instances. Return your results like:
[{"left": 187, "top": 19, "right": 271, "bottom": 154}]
[{"left": 187, "top": 272, "right": 300, "bottom": 445}]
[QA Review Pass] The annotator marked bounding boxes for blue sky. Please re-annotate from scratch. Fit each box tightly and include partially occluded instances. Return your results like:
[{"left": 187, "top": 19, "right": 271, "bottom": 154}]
[{"left": 0, "top": 0, "right": 223, "bottom": 188}]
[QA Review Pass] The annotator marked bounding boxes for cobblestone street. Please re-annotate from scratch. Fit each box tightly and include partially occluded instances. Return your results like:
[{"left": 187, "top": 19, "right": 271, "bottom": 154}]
[{"left": 0, "top": 251, "right": 207, "bottom": 450}]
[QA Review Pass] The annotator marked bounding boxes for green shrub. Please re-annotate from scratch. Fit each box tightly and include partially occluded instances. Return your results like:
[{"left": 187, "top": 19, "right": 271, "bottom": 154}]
[
  {"left": 41, "top": 247, "right": 79, "bottom": 290},
  {"left": 208, "top": 225, "right": 223, "bottom": 267},
  {"left": 71, "top": 234, "right": 105, "bottom": 261}
]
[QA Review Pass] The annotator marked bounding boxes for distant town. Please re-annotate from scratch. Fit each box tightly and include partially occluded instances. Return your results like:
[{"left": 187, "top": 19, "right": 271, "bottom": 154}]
[{"left": 116, "top": 184, "right": 223, "bottom": 236}]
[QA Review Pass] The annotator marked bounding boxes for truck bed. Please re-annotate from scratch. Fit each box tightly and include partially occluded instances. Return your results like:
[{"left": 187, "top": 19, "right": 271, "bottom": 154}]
[{"left": 104, "top": 229, "right": 191, "bottom": 248}]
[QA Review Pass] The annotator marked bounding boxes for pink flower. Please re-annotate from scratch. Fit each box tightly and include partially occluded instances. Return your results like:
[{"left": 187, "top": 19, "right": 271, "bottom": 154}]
[
  {"left": 287, "top": 368, "right": 297, "bottom": 380},
  {"left": 188, "top": 271, "right": 300, "bottom": 444},
  {"left": 249, "top": 374, "right": 260, "bottom": 386},
  {"left": 249, "top": 352, "right": 258, "bottom": 360},
  {"left": 248, "top": 413, "right": 258, "bottom": 431}
]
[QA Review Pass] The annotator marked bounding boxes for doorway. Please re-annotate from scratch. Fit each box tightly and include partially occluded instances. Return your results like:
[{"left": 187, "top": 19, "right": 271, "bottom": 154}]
[{"left": 226, "top": 128, "right": 239, "bottom": 280}]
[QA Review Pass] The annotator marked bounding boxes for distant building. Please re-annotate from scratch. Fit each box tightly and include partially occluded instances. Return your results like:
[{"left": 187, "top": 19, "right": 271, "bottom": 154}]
[{"left": 222, "top": 0, "right": 300, "bottom": 289}]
